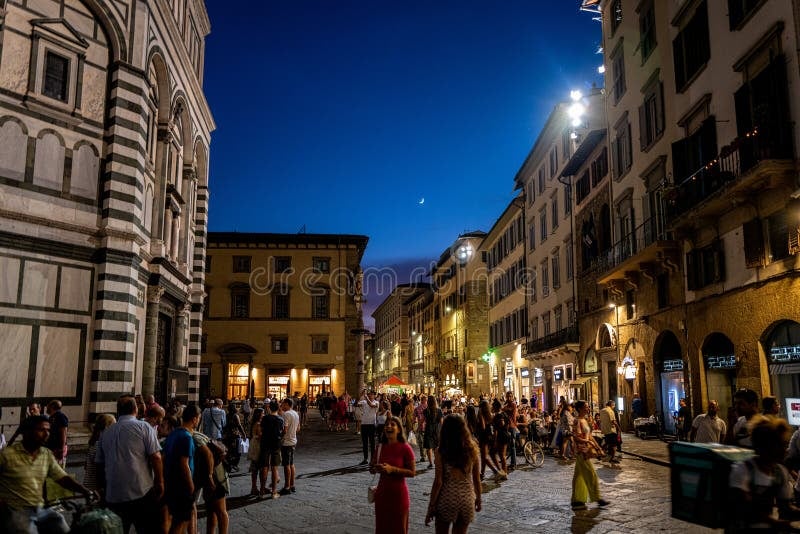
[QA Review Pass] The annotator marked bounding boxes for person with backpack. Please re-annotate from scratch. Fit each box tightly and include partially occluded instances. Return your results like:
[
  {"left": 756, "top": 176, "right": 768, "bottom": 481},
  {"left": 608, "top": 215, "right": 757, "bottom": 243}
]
[
  {"left": 191, "top": 429, "right": 229, "bottom": 534},
  {"left": 202, "top": 399, "right": 226, "bottom": 440},
  {"left": 259, "top": 401, "right": 284, "bottom": 499}
]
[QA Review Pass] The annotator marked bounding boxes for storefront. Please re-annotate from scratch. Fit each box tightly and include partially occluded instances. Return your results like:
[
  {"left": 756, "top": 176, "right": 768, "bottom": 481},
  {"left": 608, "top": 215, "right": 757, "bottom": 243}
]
[
  {"left": 552, "top": 364, "right": 575, "bottom": 406},
  {"left": 519, "top": 368, "right": 530, "bottom": 400},
  {"left": 308, "top": 374, "right": 331, "bottom": 402},
  {"left": 578, "top": 349, "right": 601, "bottom": 413},
  {"left": 268, "top": 373, "right": 290, "bottom": 399},
  {"left": 766, "top": 321, "right": 800, "bottom": 422},
  {"left": 227, "top": 362, "right": 251, "bottom": 400},
  {"left": 702, "top": 332, "right": 736, "bottom": 427},
  {"left": 531, "top": 367, "right": 545, "bottom": 410}
]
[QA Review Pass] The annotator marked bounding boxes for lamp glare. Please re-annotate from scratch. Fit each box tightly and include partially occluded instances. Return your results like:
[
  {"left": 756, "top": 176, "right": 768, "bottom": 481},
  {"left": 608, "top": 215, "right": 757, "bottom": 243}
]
[
  {"left": 570, "top": 90, "right": 582, "bottom": 101},
  {"left": 598, "top": 65, "right": 606, "bottom": 74}
]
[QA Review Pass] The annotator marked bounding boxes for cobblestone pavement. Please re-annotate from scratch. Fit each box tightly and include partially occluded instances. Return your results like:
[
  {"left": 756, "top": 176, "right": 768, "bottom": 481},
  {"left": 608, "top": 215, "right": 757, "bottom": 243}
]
[{"left": 197, "top": 412, "right": 714, "bottom": 534}]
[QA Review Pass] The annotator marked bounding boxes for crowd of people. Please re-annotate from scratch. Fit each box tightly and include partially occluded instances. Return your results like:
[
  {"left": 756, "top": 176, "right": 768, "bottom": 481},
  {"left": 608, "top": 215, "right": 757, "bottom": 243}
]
[{"left": 0, "top": 393, "right": 302, "bottom": 534}]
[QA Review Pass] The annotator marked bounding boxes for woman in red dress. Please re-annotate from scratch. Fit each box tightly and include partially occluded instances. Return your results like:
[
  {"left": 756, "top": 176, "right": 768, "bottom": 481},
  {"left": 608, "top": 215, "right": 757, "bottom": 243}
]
[{"left": 371, "top": 415, "right": 416, "bottom": 533}]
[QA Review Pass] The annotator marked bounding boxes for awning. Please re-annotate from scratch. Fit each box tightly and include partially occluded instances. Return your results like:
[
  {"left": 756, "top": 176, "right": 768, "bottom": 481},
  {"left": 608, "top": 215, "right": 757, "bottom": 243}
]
[{"left": 570, "top": 377, "right": 592, "bottom": 386}]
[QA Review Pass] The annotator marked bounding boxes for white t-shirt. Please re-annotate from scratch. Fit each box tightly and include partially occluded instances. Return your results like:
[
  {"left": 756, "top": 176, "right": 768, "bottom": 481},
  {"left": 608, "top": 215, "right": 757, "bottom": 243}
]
[
  {"left": 282, "top": 409, "right": 300, "bottom": 447},
  {"left": 691, "top": 413, "right": 726, "bottom": 443},
  {"left": 359, "top": 398, "right": 379, "bottom": 425}
]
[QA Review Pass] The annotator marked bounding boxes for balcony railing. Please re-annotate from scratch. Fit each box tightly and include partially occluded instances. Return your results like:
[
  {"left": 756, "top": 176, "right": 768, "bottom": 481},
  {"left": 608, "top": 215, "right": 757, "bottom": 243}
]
[
  {"left": 526, "top": 325, "right": 578, "bottom": 355},
  {"left": 594, "top": 216, "right": 672, "bottom": 275},
  {"left": 666, "top": 123, "right": 794, "bottom": 221}
]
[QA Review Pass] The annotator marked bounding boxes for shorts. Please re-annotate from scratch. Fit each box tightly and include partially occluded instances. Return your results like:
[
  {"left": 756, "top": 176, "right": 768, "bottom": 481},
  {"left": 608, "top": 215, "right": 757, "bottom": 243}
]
[
  {"left": 262, "top": 449, "right": 281, "bottom": 468},
  {"left": 281, "top": 446, "right": 295, "bottom": 466},
  {"left": 166, "top": 493, "right": 194, "bottom": 522},
  {"left": 604, "top": 433, "right": 618, "bottom": 446}
]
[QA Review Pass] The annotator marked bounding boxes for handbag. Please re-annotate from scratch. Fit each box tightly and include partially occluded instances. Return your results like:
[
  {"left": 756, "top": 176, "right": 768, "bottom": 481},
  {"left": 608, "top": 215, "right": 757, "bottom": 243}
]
[
  {"left": 407, "top": 431, "right": 417, "bottom": 446},
  {"left": 238, "top": 438, "right": 250, "bottom": 454}
]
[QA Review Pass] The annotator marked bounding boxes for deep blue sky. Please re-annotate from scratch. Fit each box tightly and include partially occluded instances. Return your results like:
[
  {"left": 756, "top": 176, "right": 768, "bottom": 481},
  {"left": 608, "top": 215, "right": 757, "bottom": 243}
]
[{"left": 203, "top": 1, "right": 602, "bottom": 325}]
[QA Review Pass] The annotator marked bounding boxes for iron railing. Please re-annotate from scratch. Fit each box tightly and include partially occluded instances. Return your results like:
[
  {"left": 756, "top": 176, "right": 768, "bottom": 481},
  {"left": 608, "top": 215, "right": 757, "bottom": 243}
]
[
  {"left": 526, "top": 325, "right": 579, "bottom": 355},
  {"left": 666, "top": 123, "right": 793, "bottom": 221},
  {"left": 593, "top": 216, "right": 672, "bottom": 274}
]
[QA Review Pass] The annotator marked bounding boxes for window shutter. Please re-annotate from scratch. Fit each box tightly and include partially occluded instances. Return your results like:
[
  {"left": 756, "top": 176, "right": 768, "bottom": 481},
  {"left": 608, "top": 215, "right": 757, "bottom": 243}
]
[
  {"left": 671, "top": 137, "right": 689, "bottom": 183},
  {"left": 742, "top": 218, "right": 764, "bottom": 267},
  {"left": 656, "top": 82, "right": 665, "bottom": 135},
  {"left": 713, "top": 240, "right": 725, "bottom": 283},
  {"left": 673, "top": 34, "right": 685, "bottom": 91},
  {"left": 638, "top": 103, "right": 647, "bottom": 150}
]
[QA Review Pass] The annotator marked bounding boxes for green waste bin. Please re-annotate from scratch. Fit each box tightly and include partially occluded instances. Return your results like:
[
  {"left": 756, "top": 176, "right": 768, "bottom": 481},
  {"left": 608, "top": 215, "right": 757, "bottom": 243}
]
[{"left": 669, "top": 441, "right": 754, "bottom": 528}]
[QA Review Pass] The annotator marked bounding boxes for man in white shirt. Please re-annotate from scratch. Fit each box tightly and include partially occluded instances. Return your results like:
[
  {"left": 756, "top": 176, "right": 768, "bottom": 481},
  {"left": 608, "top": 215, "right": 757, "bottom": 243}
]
[
  {"left": 599, "top": 400, "right": 621, "bottom": 463},
  {"left": 690, "top": 400, "right": 727, "bottom": 443},
  {"left": 202, "top": 398, "right": 227, "bottom": 439},
  {"left": 278, "top": 398, "right": 300, "bottom": 495},
  {"left": 358, "top": 390, "right": 379, "bottom": 465},
  {"left": 96, "top": 395, "right": 163, "bottom": 533}
]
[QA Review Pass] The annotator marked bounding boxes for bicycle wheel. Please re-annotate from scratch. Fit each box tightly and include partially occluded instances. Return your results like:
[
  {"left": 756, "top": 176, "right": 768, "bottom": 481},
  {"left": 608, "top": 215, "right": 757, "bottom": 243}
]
[{"left": 524, "top": 441, "right": 545, "bottom": 467}]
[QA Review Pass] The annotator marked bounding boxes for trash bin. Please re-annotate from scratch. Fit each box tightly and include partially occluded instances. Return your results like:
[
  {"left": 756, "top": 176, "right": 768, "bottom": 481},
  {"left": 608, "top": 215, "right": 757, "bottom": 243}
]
[{"left": 669, "top": 441, "right": 754, "bottom": 528}]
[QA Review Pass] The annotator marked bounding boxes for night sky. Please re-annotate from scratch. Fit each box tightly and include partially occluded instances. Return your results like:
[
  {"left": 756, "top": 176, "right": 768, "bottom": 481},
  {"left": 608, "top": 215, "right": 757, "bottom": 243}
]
[{"left": 203, "top": 1, "right": 603, "bottom": 326}]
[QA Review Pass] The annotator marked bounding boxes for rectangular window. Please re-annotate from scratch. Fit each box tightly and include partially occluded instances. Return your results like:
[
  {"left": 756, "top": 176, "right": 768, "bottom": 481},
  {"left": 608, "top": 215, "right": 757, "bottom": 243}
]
[
  {"left": 540, "top": 211, "right": 547, "bottom": 243},
  {"left": 531, "top": 316, "right": 539, "bottom": 340},
  {"left": 639, "top": 80, "right": 665, "bottom": 150},
  {"left": 312, "top": 293, "right": 329, "bottom": 319},
  {"left": 538, "top": 167, "right": 546, "bottom": 194},
  {"left": 686, "top": 240, "right": 725, "bottom": 290},
  {"left": 743, "top": 218, "right": 764, "bottom": 267},
  {"left": 566, "top": 300, "right": 574, "bottom": 326},
  {"left": 612, "top": 44, "right": 626, "bottom": 103},
  {"left": 43, "top": 51, "right": 70, "bottom": 102},
  {"left": 625, "top": 289, "right": 635, "bottom": 320},
  {"left": 272, "top": 291, "right": 290, "bottom": 319},
  {"left": 552, "top": 253, "right": 561, "bottom": 289},
  {"left": 232, "top": 256, "right": 251, "bottom": 273},
  {"left": 542, "top": 312, "right": 551, "bottom": 336},
  {"left": 610, "top": 0, "right": 623, "bottom": 34},
  {"left": 671, "top": 116, "right": 717, "bottom": 183},
  {"left": 639, "top": 1, "right": 656, "bottom": 62},
  {"left": 549, "top": 147, "right": 558, "bottom": 178},
  {"left": 541, "top": 261, "right": 549, "bottom": 297},
  {"left": 312, "top": 337, "right": 329, "bottom": 354},
  {"left": 529, "top": 223, "right": 536, "bottom": 251},
  {"left": 527, "top": 181, "right": 535, "bottom": 204},
  {"left": 231, "top": 291, "right": 249, "bottom": 318},
  {"left": 554, "top": 305, "right": 562, "bottom": 331},
  {"left": 565, "top": 184, "right": 572, "bottom": 216},
  {"left": 205, "top": 255, "right": 212, "bottom": 273},
  {"left": 591, "top": 148, "right": 609, "bottom": 186},
  {"left": 274, "top": 256, "right": 291, "bottom": 273},
  {"left": 576, "top": 171, "right": 590, "bottom": 204},
  {"left": 566, "top": 239, "right": 574, "bottom": 281},
  {"left": 767, "top": 210, "right": 790, "bottom": 262},
  {"left": 313, "top": 257, "right": 331, "bottom": 273},
  {"left": 271, "top": 336, "right": 288, "bottom": 354},
  {"left": 551, "top": 194, "right": 559, "bottom": 231},
  {"left": 613, "top": 120, "right": 633, "bottom": 178},
  {"left": 728, "top": 0, "right": 765, "bottom": 30},
  {"left": 673, "top": 1, "right": 710, "bottom": 92}
]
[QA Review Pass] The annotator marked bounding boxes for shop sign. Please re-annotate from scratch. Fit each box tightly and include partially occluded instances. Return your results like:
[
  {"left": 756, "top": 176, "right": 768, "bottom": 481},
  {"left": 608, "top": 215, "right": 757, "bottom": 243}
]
[
  {"left": 505, "top": 361, "right": 513, "bottom": 375},
  {"left": 309, "top": 376, "right": 330, "bottom": 385},
  {"left": 584, "top": 350, "right": 597, "bottom": 374},
  {"left": 624, "top": 365, "right": 637, "bottom": 380},
  {"left": 520, "top": 368, "right": 530, "bottom": 378},
  {"left": 771, "top": 345, "right": 800, "bottom": 363},
  {"left": 705, "top": 354, "right": 736, "bottom": 370},
  {"left": 269, "top": 376, "right": 290, "bottom": 385},
  {"left": 533, "top": 368, "right": 544, "bottom": 386},
  {"left": 787, "top": 398, "right": 800, "bottom": 426},
  {"left": 553, "top": 367, "right": 564, "bottom": 382},
  {"left": 662, "top": 359, "right": 684, "bottom": 372}
]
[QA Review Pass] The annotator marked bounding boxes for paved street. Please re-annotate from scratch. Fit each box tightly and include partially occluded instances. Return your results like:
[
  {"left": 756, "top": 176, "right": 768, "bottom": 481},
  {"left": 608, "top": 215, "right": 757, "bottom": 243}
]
[{"left": 196, "top": 412, "right": 712, "bottom": 534}]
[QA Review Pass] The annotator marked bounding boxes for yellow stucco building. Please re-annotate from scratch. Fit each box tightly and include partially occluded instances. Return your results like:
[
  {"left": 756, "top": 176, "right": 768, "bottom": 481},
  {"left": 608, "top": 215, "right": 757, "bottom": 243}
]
[{"left": 202, "top": 232, "right": 368, "bottom": 402}]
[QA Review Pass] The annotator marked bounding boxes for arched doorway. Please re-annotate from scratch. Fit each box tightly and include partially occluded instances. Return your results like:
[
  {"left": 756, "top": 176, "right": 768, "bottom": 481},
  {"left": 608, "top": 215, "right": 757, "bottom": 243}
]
[
  {"left": 702, "top": 332, "right": 736, "bottom": 430},
  {"left": 653, "top": 330, "right": 684, "bottom": 434},
  {"left": 763, "top": 320, "right": 800, "bottom": 424},
  {"left": 597, "top": 323, "right": 617, "bottom": 408},
  {"left": 619, "top": 339, "right": 645, "bottom": 429}
]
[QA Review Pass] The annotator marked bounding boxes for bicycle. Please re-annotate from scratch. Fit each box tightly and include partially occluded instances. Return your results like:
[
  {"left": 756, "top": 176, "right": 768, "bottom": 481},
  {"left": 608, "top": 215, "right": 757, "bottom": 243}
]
[
  {"left": 507, "top": 423, "right": 545, "bottom": 467},
  {"left": 42, "top": 494, "right": 122, "bottom": 533}
]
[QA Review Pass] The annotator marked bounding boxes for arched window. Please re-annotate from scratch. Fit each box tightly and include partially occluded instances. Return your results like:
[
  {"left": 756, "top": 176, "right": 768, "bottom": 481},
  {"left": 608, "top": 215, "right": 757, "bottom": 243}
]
[
  {"left": 0, "top": 118, "right": 27, "bottom": 181},
  {"left": 33, "top": 131, "right": 64, "bottom": 189},
  {"left": 70, "top": 143, "right": 99, "bottom": 199}
]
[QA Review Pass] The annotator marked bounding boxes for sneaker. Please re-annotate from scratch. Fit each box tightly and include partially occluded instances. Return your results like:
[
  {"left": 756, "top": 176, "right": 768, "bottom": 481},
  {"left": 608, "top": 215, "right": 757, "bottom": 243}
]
[
  {"left": 355, "top": 431, "right": 361, "bottom": 435},
  {"left": 597, "top": 499, "right": 610, "bottom": 507},
  {"left": 272, "top": 492, "right": 280, "bottom": 500},
  {"left": 359, "top": 459, "right": 369, "bottom": 465},
  {"left": 495, "top": 471, "right": 508, "bottom": 481},
  {"left": 428, "top": 463, "right": 433, "bottom": 469},
  {"left": 571, "top": 501, "right": 587, "bottom": 510},
  {"left": 279, "top": 488, "right": 291, "bottom": 496},
  {"left": 290, "top": 487, "right": 296, "bottom": 493}
]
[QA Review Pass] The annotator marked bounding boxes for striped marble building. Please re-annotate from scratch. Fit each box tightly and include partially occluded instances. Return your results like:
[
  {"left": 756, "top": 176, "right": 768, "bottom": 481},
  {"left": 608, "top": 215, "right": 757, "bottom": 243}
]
[{"left": 0, "top": 0, "right": 213, "bottom": 425}]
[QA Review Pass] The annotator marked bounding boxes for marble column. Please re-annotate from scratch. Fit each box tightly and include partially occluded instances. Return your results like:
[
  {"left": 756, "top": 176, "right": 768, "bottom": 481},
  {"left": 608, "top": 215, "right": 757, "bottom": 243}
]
[
  {"left": 142, "top": 286, "right": 164, "bottom": 397},
  {"left": 171, "top": 211, "right": 181, "bottom": 260},
  {"left": 163, "top": 210, "right": 173, "bottom": 257}
]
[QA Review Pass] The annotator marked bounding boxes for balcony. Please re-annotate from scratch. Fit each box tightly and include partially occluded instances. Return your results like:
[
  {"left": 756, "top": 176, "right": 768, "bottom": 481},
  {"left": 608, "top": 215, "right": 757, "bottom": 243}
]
[
  {"left": 667, "top": 123, "right": 795, "bottom": 231},
  {"left": 597, "top": 216, "right": 679, "bottom": 288},
  {"left": 525, "top": 325, "right": 579, "bottom": 358}
]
